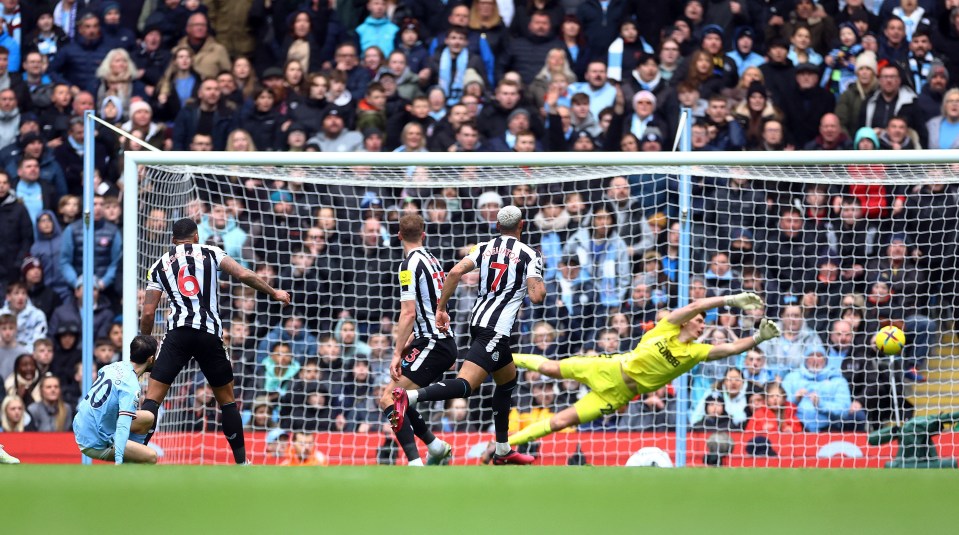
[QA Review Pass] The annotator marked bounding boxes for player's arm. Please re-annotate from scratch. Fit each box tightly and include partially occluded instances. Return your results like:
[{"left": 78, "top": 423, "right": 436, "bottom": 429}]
[
  {"left": 706, "top": 319, "right": 781, "bottom": 361},
  {"left": 220, "top": 256, "right": 291, "bottom": 304},
  {"left": 114, "top": 386, "right": 138, "bottom": 464},
  {"left": 139, "top": 289, "right": 162, "bottom": 335},
  {"left": 114, "top": 413, "right": 134, "bottom": 464},
  {"left": 435, "top": 257, "right": 475, "bottom": 332},
  {"left": 526, "top": 251, "right": 546, "bottom": 304},
  {"left": 666, "top": 292, "right": 763, "bottom": 326},
  {"left": 391, "top": 300, "right": 416, "bottom": 381}
]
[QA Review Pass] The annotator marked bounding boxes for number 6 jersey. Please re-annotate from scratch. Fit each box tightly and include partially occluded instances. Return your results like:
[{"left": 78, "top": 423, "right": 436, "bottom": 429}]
[
  {"left": 466, "top": 236, "right": 542, "bottom": 336},
  {"left": 146, "top": 243, "right": 227, "bottom": 337}
]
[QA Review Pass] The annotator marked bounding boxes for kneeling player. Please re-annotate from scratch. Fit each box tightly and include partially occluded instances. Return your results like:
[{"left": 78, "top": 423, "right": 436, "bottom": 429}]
[
  {"left": 73, "top": 335, "right": 160, "bottom": 464},
  {"left": 380, "top": 214, "right": 456, "bottom": 465},
  {"left": 509, "top": 292, "right": 780, "bottom": 446}
]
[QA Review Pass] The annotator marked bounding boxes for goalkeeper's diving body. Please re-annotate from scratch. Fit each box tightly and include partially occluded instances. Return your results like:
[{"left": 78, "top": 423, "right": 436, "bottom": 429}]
[{"left": 509, "top": 292, "right": 781, "bottom": 446}]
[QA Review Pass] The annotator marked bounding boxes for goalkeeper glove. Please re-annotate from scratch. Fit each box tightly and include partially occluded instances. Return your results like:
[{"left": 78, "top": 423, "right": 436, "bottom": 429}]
[
  {"left": 725, "top": 292, "right": 764, "bottom": 310},
  {"left": 752, "top": 318, "right": 782, "bottom": 344}
]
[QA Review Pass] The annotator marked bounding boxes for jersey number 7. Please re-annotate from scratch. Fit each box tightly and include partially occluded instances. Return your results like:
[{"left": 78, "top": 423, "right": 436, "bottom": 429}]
[
  {"left": 490, "top": 262, "right": 508, "bottom": 291},
  {"left": 178, "top": 265, "right": 200, "bottom": 297}
]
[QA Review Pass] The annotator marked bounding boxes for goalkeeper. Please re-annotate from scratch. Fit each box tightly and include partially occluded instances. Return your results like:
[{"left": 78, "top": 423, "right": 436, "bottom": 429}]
[{"left": 509, "top": 292, "right": 781, "bottom": 446}]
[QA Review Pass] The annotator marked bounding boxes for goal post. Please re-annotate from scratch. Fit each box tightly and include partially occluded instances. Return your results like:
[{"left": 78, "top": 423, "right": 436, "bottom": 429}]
[{"left": 122, "top": 149, "right": 959, "bottom": 466}]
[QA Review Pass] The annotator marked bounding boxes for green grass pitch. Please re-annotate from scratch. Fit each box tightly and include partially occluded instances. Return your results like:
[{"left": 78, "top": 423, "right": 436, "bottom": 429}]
[{"left": 5, "top": 466, "right": 955, "bottom": 534}]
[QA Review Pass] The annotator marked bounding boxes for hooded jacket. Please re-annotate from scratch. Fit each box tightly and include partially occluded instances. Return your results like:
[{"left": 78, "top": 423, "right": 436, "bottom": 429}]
[
  {"left": 563, "top": 226, "right": 630, "bottom": 307},
  {"left": 0, "top": 297, "right": 48, "bottom": 347},
  {"left": 758, "top": 317, "right": 826, "bottom": 378},
  {"left": 782, "top": 359, "right": 854, "bottom": 431},
  {"left": 0, "top": 192, "right": 33, "bottom": 285},
  {"left": 198, "top": 214, "right": 249, "bottom": 267}
]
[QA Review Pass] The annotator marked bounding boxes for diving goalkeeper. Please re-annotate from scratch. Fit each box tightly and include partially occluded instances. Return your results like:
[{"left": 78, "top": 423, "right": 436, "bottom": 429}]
[{"left": 509, "top": 292, "right": 781, "bottom": 446}]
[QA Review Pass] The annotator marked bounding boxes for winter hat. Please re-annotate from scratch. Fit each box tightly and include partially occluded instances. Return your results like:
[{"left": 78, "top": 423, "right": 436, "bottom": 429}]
[
  {"left": 701, "top": 24, "right": 724, "bottom": 42},
  {"left": 853, "top": 126, "right": 879, "bottom": 150},
  {"left": 477, "top": 191, "right": 503, "bottom": 208},
  {"left": 21, "top": 256, "right": 42, "bottom": 277},
  {"left": 855, "top": 50, "right": 878, "bottom": 74},
  {"left": 129, "top": 99, "right": 152, "bottom": 117},
  {"left": 632, "top": 90, "right": 657, "bottom": 108},
  {"left": 746, "top": 81, "right": 767, "bottom": 99}
]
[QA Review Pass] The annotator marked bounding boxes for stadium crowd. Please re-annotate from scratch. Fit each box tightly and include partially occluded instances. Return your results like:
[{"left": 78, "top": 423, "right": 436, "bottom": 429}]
[{"left": 0, "top": 0, "right": 956, "bottom": 457}]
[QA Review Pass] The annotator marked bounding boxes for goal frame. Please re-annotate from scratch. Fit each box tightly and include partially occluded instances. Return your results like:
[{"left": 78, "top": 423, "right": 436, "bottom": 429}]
[
  {"left": 122, "top": 148, "right": 959, "bottom": 465},
  {"left": 122, "top": 147, "right": 959, "bottom": 354}
]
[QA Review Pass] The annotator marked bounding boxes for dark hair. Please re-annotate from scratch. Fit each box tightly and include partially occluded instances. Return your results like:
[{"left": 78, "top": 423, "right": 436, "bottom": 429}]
[
  {"left": 130, "top": 335, "right": 158, "bottom": 364},
  {"left": 172, "top": 218, "right": 198, "bottom": 240},
  {"left": 447, "top": 25, "right": 469, "bottom": 39}
]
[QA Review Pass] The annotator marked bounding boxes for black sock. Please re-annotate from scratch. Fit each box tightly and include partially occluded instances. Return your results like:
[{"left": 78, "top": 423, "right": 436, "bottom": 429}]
[
  {"left": 492, "top": 376, "right": 518, "bottom": 444},
  {"left": 415, "top": 378, "right": 471, "bottom": 403},
  {"left": 142, "top": 398, "right": 160, "bottom": 446},
  {"left": 384, "top": 405, "right": 419, "bottom": 462},
  {"left": 406, "top": 405, "right": 436, "bottom": 445},
  {"left": 220, "top": 402, "right": 246, "bottom": 464}
]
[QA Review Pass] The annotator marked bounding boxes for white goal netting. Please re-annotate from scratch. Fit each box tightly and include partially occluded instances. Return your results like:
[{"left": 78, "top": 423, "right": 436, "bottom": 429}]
[{"left": 132, "top": 157, "right": 959, "bottom": 467}]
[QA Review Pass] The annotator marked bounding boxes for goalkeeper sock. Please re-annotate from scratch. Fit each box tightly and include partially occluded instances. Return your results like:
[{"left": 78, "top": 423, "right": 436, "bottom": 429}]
[
  {"left": 384, "top": 405, "right": 421, "bottom": 463},
  {"left": 220, "top": 402, "right": 246, "bottom": 464},
  {"left": 492, "top": 376, "right": 518, "bottom": 444},
  {"left": 508, "top": 419, "right": 553, "bottom": 447},
  {"left": 141, "top": 398, "right": 160, "bottom": 445},
  {"left": 513, "top": 353, "right": 548, "bottom": 372},
  {"left": 406, "top": 405, "right": 437, "bottom": 446},
  {"left": 413, "top": 378, "right": 472, "bottom": 403}
]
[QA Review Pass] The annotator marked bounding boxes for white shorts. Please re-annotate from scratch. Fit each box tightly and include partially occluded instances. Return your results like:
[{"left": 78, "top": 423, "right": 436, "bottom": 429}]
[{"left": 78, "top": 443, "right": 114, "bottom": 461}]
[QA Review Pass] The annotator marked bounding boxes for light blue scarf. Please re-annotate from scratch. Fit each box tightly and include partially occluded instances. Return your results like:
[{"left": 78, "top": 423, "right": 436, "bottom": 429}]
[{"left": 439, "top": 47, "right": 468, "bottom": 105}]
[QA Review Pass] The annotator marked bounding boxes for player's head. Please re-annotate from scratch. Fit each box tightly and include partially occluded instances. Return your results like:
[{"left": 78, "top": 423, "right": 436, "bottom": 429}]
[
  {"left": 172, "top": 217, "right": 199, "bottom": 243},
  {"left": 496, "top": 205, "right": 523, "bottom": 235},
  {"left": 680, "top": 311, "right": 708, "bottom": 338},
  {"left": 398, "top": 213, "right": 425, "bottom": 244},
  {"left": 129, "top": 335, "right": 158, "bottom": 370}
]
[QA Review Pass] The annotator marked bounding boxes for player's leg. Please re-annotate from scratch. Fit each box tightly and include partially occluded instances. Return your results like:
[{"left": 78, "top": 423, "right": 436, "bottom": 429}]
[
  {"left": 488, "top": 360, "right": 534, "bottom": 464},
  {"left": 128, "top": 409, "right": 155, "bottom": 445},
  {"left": 200, "top": 333, "right": 247, "bottom": 464},
  {"left": 142, "top": 330, "right": 191, "bottom": 445},
  {"left": 121, "top": 441, "right": 158, "bottom": 464},
  {"left": 380, "top": 376, "right": 427, "bottom": 465},
  {"left": 508, "top": 395, "right": 604, "bottom": 447},
  {"left": 513, "top": 353, "right": 562, "bottom": 379}
]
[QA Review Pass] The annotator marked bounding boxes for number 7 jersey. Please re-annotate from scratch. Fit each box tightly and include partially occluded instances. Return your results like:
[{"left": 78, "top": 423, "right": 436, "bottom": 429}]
[
  {"left": 466, "top": 236, "right": 542, "bottom": 336},
  {"left": 145, "top": 243, "right": 228, "bottom": 337}
]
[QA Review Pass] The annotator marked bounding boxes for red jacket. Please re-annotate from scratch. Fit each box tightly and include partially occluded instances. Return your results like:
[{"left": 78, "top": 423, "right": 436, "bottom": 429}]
[{"left": 746, "top": 404, "right": 803, "bottom": 434}]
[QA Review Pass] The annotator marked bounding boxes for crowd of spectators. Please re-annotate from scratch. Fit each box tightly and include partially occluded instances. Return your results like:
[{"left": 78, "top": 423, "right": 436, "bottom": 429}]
[{"left": 1, "top": 0, "right": 957, "bottom": 453}]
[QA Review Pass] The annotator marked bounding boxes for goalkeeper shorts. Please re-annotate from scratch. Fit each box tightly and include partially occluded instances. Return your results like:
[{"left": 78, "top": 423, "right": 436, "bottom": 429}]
[{"left": 559, "top": 356, "right": 637, "bottom": 423}]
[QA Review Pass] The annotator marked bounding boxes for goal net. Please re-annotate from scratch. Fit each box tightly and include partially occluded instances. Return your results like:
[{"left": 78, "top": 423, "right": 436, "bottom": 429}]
[{"left": 126, "top": 152, "right": 959, "bottom": 467}]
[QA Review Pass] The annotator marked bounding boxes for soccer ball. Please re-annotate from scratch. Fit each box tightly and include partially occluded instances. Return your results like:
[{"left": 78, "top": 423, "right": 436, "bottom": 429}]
[
  {"left": 875, "top": 326, "right": 906, "bottom": 355},
  {"left": 625, "top": 447, "right": 673, "bottom": 467}
]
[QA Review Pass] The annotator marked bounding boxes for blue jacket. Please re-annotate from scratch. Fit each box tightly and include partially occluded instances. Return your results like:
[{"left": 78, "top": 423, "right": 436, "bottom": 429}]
[
  {"left": 563, "top": 227, "right": 630, "bottom": 308},
  {"left": 782, "top": 363, "right": 853, "bottom": 431},
  {"left": 257, "top": 325, "right": 318, "bottom": 364},
  {"left": 49, "top": 33, "right": 114, "bottom": 93},
  {"left": 5, "top": 148, "right": 67, "bottom": 199},
  {"left": 59, "top": 218, "right": 122, "bottom": 289},
  {"left": 30, "top": 210, "right": 69, "bottom": 299},
  {"left": 356, "top": 16, "right": 398, "bottom": 57},
  {"left": 197, "top": 214, "right": 248, "bottom": 267}
]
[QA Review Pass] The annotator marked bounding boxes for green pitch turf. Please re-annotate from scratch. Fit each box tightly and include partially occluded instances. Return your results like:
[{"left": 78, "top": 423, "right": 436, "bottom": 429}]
[{"left": 4, "top": 466, "right": 955, "bottom": 534}]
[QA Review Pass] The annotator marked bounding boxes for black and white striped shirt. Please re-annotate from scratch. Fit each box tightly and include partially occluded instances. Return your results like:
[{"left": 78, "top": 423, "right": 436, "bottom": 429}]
[
  {"left": 145, "top": 243, "right": 227, "bottom": 337},
  {"left": 467, "top": 236, "right": 542, "bottom": 335},
  {"left": 398, "top": 247, "right": 447, "bottom": 339}
]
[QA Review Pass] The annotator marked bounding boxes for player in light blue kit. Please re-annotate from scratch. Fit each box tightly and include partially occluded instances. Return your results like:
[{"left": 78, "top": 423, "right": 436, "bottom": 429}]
[{"left": 73, "top": 335, "right": 159, "bottom": 464}]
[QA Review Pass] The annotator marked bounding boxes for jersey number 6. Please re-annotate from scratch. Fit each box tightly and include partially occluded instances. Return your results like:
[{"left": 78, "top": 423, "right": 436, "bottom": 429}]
[{"left": 177, "top": 265, "right": 200, "bottom": 297}]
